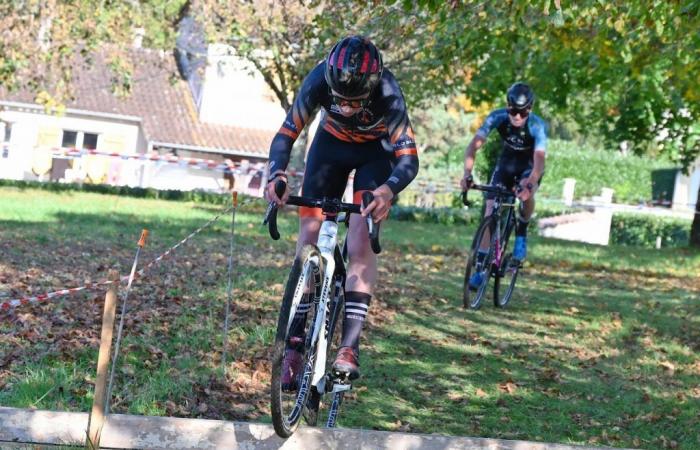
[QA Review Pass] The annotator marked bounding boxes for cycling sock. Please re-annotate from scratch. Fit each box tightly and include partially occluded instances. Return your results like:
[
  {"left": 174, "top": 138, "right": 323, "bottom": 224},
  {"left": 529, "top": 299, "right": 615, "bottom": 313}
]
[
  {"left": 340, "top": 291, "right": 372, "bottom": 355},
  {"left": 287, "top": 293, "right": 312, "bottom": 350},
  {"left": 516, "top": 218, "right": 529, "bottom": 237}
]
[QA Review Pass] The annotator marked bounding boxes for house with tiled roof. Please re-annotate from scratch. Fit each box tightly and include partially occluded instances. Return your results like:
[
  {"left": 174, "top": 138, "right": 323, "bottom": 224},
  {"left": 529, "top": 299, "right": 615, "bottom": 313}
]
[{"left": 0, "top": 39, "right": 285, "bottom": 195}]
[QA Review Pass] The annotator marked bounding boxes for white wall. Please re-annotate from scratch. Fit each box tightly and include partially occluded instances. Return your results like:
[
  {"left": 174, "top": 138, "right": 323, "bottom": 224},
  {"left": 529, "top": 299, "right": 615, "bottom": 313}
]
[
  {"left": 673, "top": 158, "right": 700, "bottom": 212},
  {"left": 0, "top": 107, "right": 142, "bottom": 181},
  {"left": 198, "top": 44, "right": 286, "bottom": 130}
]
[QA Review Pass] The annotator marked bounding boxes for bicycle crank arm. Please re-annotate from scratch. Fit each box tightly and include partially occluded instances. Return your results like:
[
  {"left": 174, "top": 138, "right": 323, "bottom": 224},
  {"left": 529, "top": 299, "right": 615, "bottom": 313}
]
[
  {"left": 331, "top": 383, "right": 352, "bottom": 393},
  {"left": 326, "top": 391, "right": 345, "bottom": 428}
]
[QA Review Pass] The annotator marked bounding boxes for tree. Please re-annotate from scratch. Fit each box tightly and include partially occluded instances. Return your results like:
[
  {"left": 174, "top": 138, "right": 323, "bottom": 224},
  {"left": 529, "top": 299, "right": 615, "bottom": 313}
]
[
  {"left": 0, "top": 0, "right": 188, "bottom": 104},
  {"left": 403, "top": 0, "right": 700, "bottom": 246},
  {"left": 191, "top": 0, "right": 442, "bottom": 170}
]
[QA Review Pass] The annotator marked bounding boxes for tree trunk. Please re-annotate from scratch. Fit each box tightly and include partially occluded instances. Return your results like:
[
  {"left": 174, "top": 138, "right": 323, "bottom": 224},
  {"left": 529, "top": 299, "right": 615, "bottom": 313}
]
[{"left": 690, "top": 184, "right": 700, "bottom": 248}]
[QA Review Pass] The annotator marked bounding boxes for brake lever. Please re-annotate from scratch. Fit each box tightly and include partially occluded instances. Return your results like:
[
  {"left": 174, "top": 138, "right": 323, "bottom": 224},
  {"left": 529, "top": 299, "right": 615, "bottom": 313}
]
[
  {"left": 461, "top": 190, "right": 472, "bottom": 207},
  {"left": 263, "top": 179, "right": 286, "bottom": 240},
  {"left": 361, "top": 191, "right": 381, "bottom": 254}
]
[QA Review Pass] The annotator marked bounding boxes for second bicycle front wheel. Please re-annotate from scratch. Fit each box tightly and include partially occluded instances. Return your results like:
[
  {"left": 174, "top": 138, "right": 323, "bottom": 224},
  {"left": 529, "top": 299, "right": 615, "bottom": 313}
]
[
  {"left": 463, "top": 216, "right": 495, "bottom": 310},
  {"left": 271, "top": 245, "right": 324, "bottom": 438},
  {"left": 494, "top": 253, "right": 519, "bottom": 308}
]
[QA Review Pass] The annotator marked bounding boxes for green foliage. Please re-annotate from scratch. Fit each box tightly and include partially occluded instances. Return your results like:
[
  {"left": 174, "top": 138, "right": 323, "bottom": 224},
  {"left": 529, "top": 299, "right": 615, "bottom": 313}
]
[
  {"left": 540, "top": 140, "right": 677, "bottom": 204},
  {"left": 411, "top": 97, "right": 474, "bottom": 170},
  {"left": 0, "top": 1, "right": 188, "bottom": 100},
  {"left": 389, "top": 205, "right": 478, "bottom": 226},
  {"left": 402, "top": 1, "right": 699, "bottom": 175},
  {"left": 611, "top": 213, "right": 691, "bottom": 248}
]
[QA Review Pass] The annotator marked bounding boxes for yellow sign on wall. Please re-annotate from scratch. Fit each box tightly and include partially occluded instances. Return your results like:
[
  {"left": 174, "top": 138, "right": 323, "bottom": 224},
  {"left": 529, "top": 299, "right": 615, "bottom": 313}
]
[
  {"left": 32, "top": 126, "right": 61, "bottom": 175},
  {"left": 31, "top": 149, "right": 53, "bottom": 176},
  {"left": 85, "top": 155, "right": 109, "bottom": 183},
  {"left": 101, "top": 134, "right": 125, "bottom": 153}
]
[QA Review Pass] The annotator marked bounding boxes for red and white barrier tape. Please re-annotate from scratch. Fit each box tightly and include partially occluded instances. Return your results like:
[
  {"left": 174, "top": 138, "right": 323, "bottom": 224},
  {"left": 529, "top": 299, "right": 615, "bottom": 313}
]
[
  {"left": 51, "top": 148, "right": 261, "bottom": 174},
  {"left": 48, "top": 147, "right": 304, "bottom": 178},
  {"left": 0, "top": 204, "right": 236, "bottom": 312},
  {"left": 0, "top": 279, "right": 122, "bottom": 311}
]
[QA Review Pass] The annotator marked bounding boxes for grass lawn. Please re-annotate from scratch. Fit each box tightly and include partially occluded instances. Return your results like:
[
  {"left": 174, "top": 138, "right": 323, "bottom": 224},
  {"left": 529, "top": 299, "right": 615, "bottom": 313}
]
[{"left": 1, "top": 186, "right": 699, "bottom": 449}]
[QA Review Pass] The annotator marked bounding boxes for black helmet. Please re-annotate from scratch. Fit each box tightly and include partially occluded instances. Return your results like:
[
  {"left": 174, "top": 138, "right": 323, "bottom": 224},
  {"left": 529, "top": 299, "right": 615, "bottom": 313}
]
[
  {"left": 506, "top": 82, "right": 535, "bottom": 110},
  {"left": 325, "top": 36, "right": 383, "bottom": 98}
]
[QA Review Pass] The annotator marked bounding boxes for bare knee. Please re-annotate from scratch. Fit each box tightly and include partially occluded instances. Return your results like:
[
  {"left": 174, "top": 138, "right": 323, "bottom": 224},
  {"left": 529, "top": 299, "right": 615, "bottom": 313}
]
[{"left": 297, "top": 217, "right": 321, "bottom": 254}]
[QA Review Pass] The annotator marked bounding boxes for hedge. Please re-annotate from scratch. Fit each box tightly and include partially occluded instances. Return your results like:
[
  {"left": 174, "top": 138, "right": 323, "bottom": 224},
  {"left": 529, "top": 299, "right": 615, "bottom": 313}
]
[
  {"left": 3, "top": 179, "right": 691, "bottom": 248},
  {"left": 538, "top": 140, "right": 678, "bottom": 204},
  {"left": 610, "top": 213, "right": 690, "bottom": 248},
  {"left": 390, "top": 203, "right": 691, "bottom": 248},
  {"left": 0, "top": 179, "right": 237, "bottom": 206}
]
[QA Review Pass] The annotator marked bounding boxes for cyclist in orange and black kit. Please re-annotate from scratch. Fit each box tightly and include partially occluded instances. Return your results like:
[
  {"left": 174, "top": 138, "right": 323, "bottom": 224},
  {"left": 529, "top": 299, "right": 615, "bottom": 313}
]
[{"left": 265, "top": 36, "right": 419, "bottom": 387}]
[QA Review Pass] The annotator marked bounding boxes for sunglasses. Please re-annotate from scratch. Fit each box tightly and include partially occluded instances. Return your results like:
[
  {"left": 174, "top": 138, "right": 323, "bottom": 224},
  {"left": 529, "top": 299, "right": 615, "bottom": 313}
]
[
  {"left": 332, "top": 94, "right": 367, "bottom": 109},
  {"left": 507, "top": 107, "right": 530, "bottom": 118}
]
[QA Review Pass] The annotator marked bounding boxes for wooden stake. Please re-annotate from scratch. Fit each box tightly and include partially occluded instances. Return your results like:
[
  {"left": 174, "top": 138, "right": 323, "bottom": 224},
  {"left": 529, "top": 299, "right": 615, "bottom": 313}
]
[{"left": 87, "top": 270, "right": 119, "bottom": 449}]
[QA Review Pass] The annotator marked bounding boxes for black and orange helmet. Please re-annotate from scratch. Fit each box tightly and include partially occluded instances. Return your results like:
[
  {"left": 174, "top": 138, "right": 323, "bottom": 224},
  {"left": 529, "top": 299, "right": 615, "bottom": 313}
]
[{"left": 324, "top": 36, "right": 383, "bottom": 98}]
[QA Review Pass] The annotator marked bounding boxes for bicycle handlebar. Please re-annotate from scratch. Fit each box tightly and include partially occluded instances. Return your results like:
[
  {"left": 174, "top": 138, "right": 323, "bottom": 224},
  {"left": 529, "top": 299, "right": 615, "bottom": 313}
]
[
  {"left": 461, "top": 184, "right": 518, "bottom": 207},
  {"left": 263, "top": 179, "right": 381, "bottom": 254}
]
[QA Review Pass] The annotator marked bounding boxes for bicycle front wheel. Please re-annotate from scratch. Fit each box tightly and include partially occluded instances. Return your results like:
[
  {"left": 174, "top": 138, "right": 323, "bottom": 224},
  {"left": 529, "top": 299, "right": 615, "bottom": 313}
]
[
  {"left": 494, "top": 253, "right": 519, "bottom": 308},
  {"left": 463, "top": 216, "right": 495, "bottom": 310},
  {"left": 271, "top": 245, "right": 324, "bottom": 437}
]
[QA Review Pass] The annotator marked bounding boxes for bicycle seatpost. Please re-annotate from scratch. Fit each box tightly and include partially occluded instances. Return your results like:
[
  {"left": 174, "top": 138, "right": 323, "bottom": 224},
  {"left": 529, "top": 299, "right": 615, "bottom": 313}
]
[{"left": 361, "top": 191, "right": 382, "bottom": 254}]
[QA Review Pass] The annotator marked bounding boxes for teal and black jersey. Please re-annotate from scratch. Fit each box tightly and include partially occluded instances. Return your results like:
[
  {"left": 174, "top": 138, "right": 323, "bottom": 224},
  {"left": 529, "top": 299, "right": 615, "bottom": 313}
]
[
  {"left": 476, "top": 108, "right": 548, "bottom": 163},
  {"left": 477, "top": 109, "right": 548, "bottom": 193}
]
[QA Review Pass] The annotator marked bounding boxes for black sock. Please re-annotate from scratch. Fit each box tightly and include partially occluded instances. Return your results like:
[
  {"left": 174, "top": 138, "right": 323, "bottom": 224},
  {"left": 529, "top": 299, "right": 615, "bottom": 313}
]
[
  {"left": 287, "top": 293, "right": 311, "bottom": 350},
  {"left": 340, "top": 291, "right": 372, "bottom": 355},
  {"left": 516, "top": 218, "right": 529, "bottom": 237}
]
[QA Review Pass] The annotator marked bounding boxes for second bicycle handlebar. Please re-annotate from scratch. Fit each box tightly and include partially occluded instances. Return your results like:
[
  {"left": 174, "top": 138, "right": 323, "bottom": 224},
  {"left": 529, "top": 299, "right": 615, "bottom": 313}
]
[
  {"left": 461, "top": 184, "right": 518, "bottom": 207},
  {"left": 263, "top": 180, "right": 381, "bottom": 254}
]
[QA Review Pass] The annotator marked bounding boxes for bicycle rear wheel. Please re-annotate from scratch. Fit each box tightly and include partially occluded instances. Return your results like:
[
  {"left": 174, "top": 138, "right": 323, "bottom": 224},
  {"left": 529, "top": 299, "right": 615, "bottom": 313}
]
[
  {"left": 271, "top": 245, "right": 324, "bottom": 437},
  {"left": 494, "top": 253, "right": 519, "bottom": 308},
  {"left": 463, "top": 216, "right": 495, "bottom": 310}
]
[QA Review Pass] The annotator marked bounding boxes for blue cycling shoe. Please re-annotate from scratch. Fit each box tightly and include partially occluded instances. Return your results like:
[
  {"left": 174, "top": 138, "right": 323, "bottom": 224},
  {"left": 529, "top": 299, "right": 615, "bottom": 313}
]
[
  {"left": 514, "top": 236, "right": 527, "bottom": 261},
  {"left": 468, "top": 271, "right": 484, "bottom": 291}
]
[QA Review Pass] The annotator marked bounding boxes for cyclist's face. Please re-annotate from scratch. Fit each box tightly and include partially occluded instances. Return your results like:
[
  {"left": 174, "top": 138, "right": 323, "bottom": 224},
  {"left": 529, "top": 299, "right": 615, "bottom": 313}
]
[
  {"left": 331, "top": 90, "right": 369, "bottom": 116},
  {"left": 507, "top": 106, "right": 530, "bottom": 127}
]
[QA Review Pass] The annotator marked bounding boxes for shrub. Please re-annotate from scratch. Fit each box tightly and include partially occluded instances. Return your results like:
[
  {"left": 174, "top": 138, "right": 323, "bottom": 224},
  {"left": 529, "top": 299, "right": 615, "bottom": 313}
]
[
  {"left": 540, "top": 140, "right": 677, "bottom": 204},
  {"left": 610, "top": 213, "right": 690, "bottom": 247},
  {"left": 389, "top": 205, "right": 479, "bottom": 225},
  {"left": 0, "top": 179, "right": 237, "bottom": 206}
]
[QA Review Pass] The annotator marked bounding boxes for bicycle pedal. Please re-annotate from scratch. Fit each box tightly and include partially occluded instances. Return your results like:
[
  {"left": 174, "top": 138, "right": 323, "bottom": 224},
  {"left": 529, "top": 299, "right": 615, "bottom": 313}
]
[
  {"left": 332, "top": 368, "right": 349, "bottom": 380},
  {"left": 332, "top": 368, "right": 359, "bottom": 382}
]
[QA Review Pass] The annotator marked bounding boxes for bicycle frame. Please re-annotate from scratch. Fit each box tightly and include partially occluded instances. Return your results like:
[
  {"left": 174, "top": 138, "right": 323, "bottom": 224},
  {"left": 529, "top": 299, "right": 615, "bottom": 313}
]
[
  {"left": 490, "top": 195, "right": 517, "bottom": 271},
  {"left": 465, "top": 184, "right": 517, "bottom": 271},
  {"left": 309, "top": 220, "right": 339, "bottom": 389}
]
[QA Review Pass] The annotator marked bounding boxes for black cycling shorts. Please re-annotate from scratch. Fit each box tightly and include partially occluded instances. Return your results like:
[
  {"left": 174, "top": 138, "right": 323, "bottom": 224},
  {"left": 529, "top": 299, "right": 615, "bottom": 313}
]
[
  {"left": 300, "top": 128, "right": 395, "bottom": 216},
  {"left": 486, "top": 157, "right": 542, "bottom": 200}
]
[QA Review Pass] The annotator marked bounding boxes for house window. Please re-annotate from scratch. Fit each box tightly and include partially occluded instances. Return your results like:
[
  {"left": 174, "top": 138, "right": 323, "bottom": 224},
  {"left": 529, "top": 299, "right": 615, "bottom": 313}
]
[
  {"left": 62, "top": 130, "right": 78, "bottom": 148},
  {"left": 1, "top": 121, "right": 11, "bottom": 142},
  {"left": 1, "top": 121, "right": 11, "bottom": 158},
  {"left": 61, "top": 130, "right": 99, "bottom": 150},
  {"left": 83, "top": 132, "right": 98, "bottom": 150}
]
